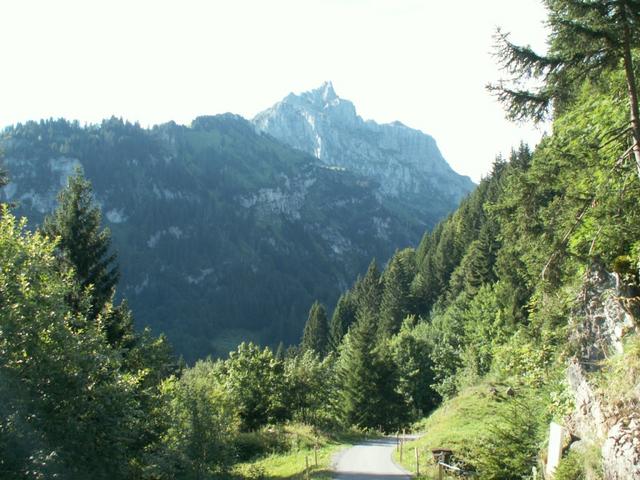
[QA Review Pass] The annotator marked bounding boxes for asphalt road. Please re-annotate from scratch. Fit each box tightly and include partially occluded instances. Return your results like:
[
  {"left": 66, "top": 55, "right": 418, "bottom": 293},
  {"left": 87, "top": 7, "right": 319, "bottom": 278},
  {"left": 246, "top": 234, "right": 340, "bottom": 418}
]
[{"left": 332, "top": 437, "right": 411, "bottom": 480}]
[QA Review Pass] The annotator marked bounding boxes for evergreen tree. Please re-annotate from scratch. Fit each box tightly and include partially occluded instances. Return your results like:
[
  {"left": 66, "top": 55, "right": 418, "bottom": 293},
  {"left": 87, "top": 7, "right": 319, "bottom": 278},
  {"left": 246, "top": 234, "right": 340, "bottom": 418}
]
[
  {"left": 446, "top": 223, "right": 499, "bottom": 302},
  {"left": 300, "top": 301, "right": 329, "bottom": 357},
  {"left": 378, "top": 250, "right": 413, "bottom": 338},
  {"left": 102, "top": 300, "right": 137, "bottom": 350},
  {"left": 43, "top": 169, "right": 119, "bottom": 321},
  {"left": 328, "top": 292, "right": 357, "bottom": 352},
  {"left": 490, "top": 0, "right": 640, "bottom": 175},
  {"left": 352, "top": 259, "right": 383, "bottom": 317},
  {"left": 338, "top": 309, "right": 405, "bottom": 431}
]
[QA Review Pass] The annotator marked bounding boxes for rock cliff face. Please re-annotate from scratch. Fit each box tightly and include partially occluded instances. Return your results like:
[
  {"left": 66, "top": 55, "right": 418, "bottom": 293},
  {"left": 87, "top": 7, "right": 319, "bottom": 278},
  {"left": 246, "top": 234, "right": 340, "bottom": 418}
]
[
  {"left": 253, "top": 82, "right": 475, "bottom": 229},
  {"left": 566, "top": 264, "right": 640, "bottom": 479}
]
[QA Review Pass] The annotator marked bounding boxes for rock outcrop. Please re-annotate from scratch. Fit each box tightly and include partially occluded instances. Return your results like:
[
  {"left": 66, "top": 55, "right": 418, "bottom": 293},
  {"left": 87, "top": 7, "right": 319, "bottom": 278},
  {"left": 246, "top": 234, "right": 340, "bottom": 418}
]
[
  {"left": 565, "top": 264, "right": 640, "bottom": 479},
  {"left": 253, "top": 82, "right": 475, "bottom": 229}
]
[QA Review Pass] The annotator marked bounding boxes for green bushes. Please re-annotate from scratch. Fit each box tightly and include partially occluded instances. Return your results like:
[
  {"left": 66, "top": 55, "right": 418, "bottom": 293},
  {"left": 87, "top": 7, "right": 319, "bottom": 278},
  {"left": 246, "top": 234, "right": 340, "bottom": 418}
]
[
  {"left": 466, "top": 395, "right": 547, "bottom": 480},
  {"left": 0, "top": 211, "right": 152, "bottom": 478},
  {"left": 234, "top": 430, "right": 289, "bottom": 461},
  {"left": 554, "top": 451, "right": 587, "bottom": 480},
  {"left": 158, "top": 364, "right": 238, "bottom": 477}
]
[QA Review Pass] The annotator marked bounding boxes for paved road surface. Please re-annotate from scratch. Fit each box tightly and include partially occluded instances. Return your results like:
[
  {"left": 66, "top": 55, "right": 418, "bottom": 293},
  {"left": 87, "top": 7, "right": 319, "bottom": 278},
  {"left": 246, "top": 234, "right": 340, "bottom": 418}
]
[{"left": 332, "top": 437, "right": 411, "bottom": 480}]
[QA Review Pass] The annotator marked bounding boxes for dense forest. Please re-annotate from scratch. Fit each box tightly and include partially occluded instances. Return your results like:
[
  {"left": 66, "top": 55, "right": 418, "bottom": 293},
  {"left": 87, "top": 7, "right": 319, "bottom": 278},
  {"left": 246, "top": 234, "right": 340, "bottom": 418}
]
[
  {"left": 2, "top": 0, "right": 640, "bottom": 478},
  {"left": 0, "top": 113, "right": 458, "bottom": 361}
]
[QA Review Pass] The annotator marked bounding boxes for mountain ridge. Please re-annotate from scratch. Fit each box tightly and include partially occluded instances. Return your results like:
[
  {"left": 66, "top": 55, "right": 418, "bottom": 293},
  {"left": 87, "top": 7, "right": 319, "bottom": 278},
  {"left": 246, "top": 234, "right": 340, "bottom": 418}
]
[
  {"left": 0, "top": 114, "right": 453, "bottom": 360},
  {"left": 1, "top": 89, "right": 474, "bottom": 360},
  {"left": 253, "top": 82, "right": 474, "bottom": 228}
]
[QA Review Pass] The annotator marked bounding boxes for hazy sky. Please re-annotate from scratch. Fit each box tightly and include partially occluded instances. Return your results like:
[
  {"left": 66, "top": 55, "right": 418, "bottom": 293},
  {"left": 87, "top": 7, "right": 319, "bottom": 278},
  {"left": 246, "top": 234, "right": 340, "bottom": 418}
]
[{"left": 0, "top": 0, "right": 549, "bottom": 182}]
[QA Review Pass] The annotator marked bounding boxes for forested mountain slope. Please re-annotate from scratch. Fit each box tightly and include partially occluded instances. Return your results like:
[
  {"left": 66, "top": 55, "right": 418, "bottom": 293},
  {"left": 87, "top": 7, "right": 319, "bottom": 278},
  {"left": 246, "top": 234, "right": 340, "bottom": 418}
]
[
  {"left": 1, "top": 114, "right": 447, "bottom": 360},
  {"left": 297, "top": 45, "right": 640, "bottom": 480}
]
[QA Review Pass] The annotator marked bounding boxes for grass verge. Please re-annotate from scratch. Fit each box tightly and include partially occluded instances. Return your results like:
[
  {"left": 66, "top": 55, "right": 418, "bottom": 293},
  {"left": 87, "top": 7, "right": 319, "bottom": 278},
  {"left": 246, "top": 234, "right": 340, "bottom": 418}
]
[
  {"left": 392, "top": 381, "right": 526, "bottom": 479},
  {"left": 226, "top": 424, "right": 360, "bottom": 479}
]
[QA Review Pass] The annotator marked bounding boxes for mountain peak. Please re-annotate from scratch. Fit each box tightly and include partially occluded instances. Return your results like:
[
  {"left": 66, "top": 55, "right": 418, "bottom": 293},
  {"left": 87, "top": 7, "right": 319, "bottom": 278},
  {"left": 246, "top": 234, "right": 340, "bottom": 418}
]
[
  {"left": 318, "top": 81, "right": 337, "bottom": 102},
  {"left": 295, "top": 81, "right": 340, "bottom": 107},
  {"left": 253, "top": 84, "right": 475, "bottom": 207}
]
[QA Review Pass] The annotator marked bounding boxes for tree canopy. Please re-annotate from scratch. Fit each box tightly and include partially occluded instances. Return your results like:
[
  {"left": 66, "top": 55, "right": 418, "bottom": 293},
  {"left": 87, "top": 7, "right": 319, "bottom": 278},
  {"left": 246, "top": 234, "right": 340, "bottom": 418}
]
[{"left": 491, "top": 0, "right": 640, "bottom": 174}]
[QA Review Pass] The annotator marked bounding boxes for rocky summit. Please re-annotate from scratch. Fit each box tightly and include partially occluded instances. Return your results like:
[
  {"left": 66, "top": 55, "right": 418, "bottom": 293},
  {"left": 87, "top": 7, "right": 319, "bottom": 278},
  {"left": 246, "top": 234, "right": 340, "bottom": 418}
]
[{"left": 253, "top": 82, "right": 475, "bottom": 228}]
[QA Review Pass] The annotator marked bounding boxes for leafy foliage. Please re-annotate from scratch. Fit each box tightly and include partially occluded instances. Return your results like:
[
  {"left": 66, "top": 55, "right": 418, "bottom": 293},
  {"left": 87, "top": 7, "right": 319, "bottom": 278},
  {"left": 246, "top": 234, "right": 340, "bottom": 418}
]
[
  {"left": 158, "top": 363, "right": 238, "bottom": 477},
  {"left": 0, "top": 210, "right": 146, "bottom": 479}
]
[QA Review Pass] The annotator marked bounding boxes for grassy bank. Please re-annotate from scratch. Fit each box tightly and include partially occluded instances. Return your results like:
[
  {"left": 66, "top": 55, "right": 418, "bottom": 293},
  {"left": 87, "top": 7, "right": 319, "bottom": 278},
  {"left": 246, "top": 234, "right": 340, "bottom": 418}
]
[
  {"left": 224, "top": 424, "right": 360, "bottom": 479},
  {"left": 393, "top": 382, "right": 533, "bottom": 479}
]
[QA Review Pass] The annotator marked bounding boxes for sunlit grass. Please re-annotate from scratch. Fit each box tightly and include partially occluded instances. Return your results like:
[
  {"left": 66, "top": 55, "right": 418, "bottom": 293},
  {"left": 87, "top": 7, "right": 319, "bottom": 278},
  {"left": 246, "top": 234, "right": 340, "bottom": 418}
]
[
  {"left": 228, "top": 423, "right": 360, "bottom": 479},
  {"left": 393, "top": 382, "right": 516, "bottom": 479}
]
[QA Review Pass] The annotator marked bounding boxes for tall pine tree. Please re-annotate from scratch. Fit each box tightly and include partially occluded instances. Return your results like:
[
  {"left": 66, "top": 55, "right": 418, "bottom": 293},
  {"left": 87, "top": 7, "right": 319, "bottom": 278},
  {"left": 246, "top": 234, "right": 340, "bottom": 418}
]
[
  {"left": 328, "top": 292, "right": 357, "bottom": 352},
  {"left": 300, "top": 301, "right": 329, "bottom": 357},
  {"left": 43, "top": 169, "right": 119, "bottom": 321},
  {"left": 378, "top": 250, "right": 414, "bottom": 338},
  {"left": 352, "top": 259, "right": 383, "bottom": 318},
  {"left": 338, "top": 309, "right": 405, "bottom": 431}
]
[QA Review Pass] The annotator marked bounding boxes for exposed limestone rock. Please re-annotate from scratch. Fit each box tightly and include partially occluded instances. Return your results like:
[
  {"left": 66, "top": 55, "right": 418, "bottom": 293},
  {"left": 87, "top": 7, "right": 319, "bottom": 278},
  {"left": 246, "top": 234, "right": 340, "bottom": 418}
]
[
  {"left": 565, "top": 264, "right": 640, "bottom": 480},
  {"left": 235, "top": 174, "right": 318, "bottom": 221},
  {"left": 253, "top": 82, "right": 475, "bottom": 227},
  {"left": 106, "top": 208, "right": 127, "bottom": 223},
  {"left": 602, "top": 413, "right": 640, "bottom": 479},
  {"left": 571, "top": 265, "right": 636, "bottom": 362},
  {"left": 565, "top": 359, "right": 608, "bottom": 440}
]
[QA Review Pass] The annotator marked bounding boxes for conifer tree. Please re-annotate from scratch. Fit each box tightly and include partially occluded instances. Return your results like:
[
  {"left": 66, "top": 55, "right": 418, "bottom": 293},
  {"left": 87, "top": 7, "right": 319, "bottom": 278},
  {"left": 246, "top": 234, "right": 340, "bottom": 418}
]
[
  {"left": 43, "top": 168, "right": 119, "bottom": 321},
  {"left": 464, "top": 224, "right": 498, "bottom": 294},
  {"left": 301, "top": 301, "right": 329, "bottom": 357},
  {"left": 490, "top": 0, "right": 640, "bottom": 176},
  {"left": 338, "top": 309, "right": 405, "bottom": 431},
  {"left": 378, "top": 251, "right": 413, "bottom": 338},
  {"left": 352, "top": 259, "right": 383, "bottom": 317},
  {"left": 328, "top": 292, "right": 357, "bottom": 352}
]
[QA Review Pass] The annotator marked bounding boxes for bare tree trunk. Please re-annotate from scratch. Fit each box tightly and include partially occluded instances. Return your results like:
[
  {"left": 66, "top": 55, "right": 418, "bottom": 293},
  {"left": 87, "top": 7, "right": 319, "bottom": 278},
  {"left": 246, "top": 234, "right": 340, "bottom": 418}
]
[{"left": 622, "top": 19, "right": 640, "bottom": 178}]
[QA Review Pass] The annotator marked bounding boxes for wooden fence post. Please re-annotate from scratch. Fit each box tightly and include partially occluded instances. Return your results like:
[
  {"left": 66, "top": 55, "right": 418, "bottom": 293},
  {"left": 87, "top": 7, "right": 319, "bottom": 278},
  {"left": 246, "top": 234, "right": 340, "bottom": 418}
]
[
  {"left": 314, "top": 443, "right": 318, "bottom": 467},
  {"left": 415, "top": 447, "right": 420, "bottom": 476},
  {"left": 438, "top": 454, "right": 444, "bottom": 480},
  {"left": 305, "top": 455, "right": 309, "bottom": 480}
]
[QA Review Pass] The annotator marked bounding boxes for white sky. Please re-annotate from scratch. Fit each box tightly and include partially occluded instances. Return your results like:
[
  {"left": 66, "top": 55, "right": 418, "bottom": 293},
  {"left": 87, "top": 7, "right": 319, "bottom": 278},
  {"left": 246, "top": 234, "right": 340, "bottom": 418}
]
[{"left": 0, "top": 0, "right": 549, "bottom": 182}]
